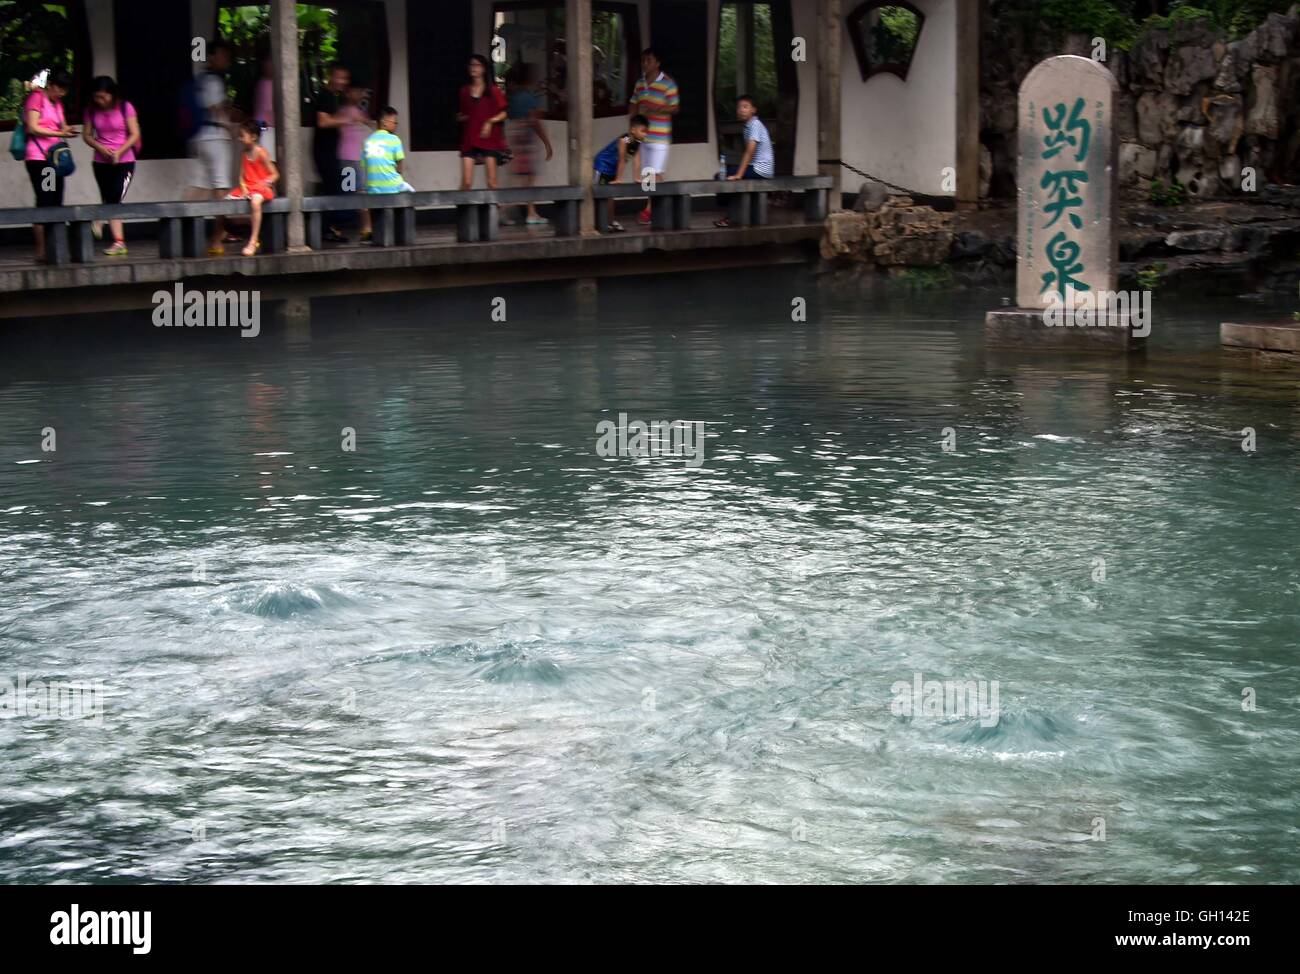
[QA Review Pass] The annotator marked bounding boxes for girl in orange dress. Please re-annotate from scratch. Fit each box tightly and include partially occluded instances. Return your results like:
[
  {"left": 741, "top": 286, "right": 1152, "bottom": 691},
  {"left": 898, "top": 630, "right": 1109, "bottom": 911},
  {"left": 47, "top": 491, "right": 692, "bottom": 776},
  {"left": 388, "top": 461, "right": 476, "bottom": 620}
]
[{"left": 227, "top": 119, "right": 280, "bottom": 256}]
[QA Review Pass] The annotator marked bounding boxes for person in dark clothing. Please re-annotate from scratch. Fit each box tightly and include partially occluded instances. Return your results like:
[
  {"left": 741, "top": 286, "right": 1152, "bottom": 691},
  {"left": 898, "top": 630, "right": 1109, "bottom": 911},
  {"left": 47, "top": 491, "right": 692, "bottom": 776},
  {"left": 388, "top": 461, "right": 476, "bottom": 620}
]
[{"left": 312, "top": 63, "right": 351, "bottom": 241}]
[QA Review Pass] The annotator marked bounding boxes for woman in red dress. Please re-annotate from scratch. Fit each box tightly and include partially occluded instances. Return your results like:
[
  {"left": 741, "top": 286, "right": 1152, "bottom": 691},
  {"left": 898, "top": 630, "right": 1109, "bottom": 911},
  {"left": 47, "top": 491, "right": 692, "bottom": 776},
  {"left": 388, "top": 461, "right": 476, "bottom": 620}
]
[{"left": 457, "top": 54, "right": 508, "bottom": 190}]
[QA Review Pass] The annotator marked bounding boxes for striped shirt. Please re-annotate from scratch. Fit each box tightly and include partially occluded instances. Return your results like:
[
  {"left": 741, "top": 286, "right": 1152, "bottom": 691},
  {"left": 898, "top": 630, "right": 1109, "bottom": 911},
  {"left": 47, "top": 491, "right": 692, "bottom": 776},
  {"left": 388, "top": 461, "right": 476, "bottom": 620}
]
[
  {"left": 631, "top": 71, "right": 679, "bottom": 145},
  {"left": 363, "top": 130, "right": 405, "bottom": 193},
  {"left": 744, "top": 117, "right": 775, "bottom": 178}
]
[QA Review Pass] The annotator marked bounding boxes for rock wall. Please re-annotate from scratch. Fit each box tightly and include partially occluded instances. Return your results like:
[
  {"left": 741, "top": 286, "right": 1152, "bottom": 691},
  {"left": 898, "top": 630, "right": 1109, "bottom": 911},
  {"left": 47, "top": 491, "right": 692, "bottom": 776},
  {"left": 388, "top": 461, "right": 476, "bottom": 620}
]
[
  {"left": 981, "top": 7, "right": 1300, "bottom": 199},
  {"left": 820, "top": 195, "right": 955, "bottom": 266}
]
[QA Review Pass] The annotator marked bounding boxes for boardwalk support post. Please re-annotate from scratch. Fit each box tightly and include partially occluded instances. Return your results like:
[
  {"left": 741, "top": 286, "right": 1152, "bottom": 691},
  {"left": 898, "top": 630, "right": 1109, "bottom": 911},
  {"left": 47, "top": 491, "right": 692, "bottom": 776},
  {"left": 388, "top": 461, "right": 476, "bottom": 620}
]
[
  {"left": 817, "top": 0, "right": 843, "bottom": 211},
  {"left": 566, "top": 0, "right": 596, "bottom": 235},
  {"left": 271, "top": 0, "right": 306, "bottom": 249}
]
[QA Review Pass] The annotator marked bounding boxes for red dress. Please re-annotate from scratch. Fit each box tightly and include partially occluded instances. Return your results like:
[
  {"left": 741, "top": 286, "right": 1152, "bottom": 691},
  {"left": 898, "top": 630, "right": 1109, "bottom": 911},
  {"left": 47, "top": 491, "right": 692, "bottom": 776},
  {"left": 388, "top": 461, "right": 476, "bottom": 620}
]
[
  {"left": 230, "top": 146, "right": 276, "bottom": 200},
  {"left": 459, "top": 83, "right": 508, "bottom": 154}
]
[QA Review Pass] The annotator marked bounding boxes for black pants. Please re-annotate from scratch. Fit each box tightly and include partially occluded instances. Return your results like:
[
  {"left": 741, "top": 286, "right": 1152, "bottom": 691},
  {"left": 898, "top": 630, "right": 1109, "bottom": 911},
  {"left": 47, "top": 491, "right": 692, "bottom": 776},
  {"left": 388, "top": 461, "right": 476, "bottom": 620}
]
[
  {"left": 315, "top": 155, "right": 355, "bottom": 227},
  {"left": 92, "top": 161, "right": 135, "bottom": 205},
  {"left": 26, "top": 160, "right": 65, "bottom": 207},
  {"left": 315, "top": 154, "right": 343, "bottom": 195}
]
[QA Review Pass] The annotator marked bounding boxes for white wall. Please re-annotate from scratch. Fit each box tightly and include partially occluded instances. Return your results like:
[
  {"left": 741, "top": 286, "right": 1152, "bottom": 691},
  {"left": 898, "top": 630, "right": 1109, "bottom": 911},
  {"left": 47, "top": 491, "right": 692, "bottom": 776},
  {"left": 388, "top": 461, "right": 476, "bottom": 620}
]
[
  {"left": 840, "top": 0, "right": 958, "bottom": 197},
  {"left": 1, "top": 0, "right": 961, "bottom": 207}
]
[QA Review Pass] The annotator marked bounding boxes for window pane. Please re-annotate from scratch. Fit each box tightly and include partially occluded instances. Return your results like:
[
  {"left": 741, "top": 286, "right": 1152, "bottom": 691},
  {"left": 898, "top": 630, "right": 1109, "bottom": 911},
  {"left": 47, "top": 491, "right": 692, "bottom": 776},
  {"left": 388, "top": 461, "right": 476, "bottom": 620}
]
[
  {"left": 494, "top": 6, "right": 555, "bottom": 115},
  {"left": 592, "top": 9, "right": 627, "bottom": 113},
  {"left": 494, "top": 2, "right": 637, "bottom": 120},
  {"left": 1, "top": 1, "right": 88, "bottom": 125}
]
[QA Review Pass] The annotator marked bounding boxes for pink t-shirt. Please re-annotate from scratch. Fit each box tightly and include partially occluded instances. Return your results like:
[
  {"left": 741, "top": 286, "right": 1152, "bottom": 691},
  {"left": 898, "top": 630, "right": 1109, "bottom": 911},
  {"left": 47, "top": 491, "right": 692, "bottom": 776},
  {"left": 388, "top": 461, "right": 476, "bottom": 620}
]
[
  {"left": 253, "top": 78, "right": 274, "bottom": 128},
  {"left": 336, "top": 104, "right": 369, "bottom": 161},
  {"left": 23, "top": 90, "right": 66, "bottom": 162},
  {"left": 87, "top": 100, "right": 137, "bottom": 164}
]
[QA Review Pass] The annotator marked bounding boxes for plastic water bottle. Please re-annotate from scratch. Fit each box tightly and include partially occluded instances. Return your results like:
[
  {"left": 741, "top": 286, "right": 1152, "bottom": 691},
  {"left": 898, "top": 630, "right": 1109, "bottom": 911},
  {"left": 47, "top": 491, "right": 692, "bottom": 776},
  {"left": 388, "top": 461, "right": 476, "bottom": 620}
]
[{"left": 717, "top": 154, "right": 727, "bottom": 181}]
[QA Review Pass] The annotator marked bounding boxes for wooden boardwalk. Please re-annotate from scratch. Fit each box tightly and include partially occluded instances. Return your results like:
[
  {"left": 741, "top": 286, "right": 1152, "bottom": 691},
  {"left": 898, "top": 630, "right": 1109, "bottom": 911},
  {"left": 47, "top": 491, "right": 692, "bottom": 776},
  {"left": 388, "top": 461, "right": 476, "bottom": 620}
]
[{"left": 0, "top": 208, "right": 821, "bottom": 318}]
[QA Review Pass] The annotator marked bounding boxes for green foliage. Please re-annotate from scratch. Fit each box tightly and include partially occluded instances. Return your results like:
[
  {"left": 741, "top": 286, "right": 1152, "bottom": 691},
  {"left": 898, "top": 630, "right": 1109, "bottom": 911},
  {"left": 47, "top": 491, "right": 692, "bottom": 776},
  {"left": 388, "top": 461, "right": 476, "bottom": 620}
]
[
  {"left": 217, "top": 4, "right": 338, "bottom": 92},
  {"left": 993, "top": 0, "right": 1292, "bottom": 49},
  {"left": 871, "top": 5, "right": 922, "bottom": 63},
  {"left": 1148, "top": 178, "right": 1189, "bottom": 207},
  {"left": 1159, "top": 1, "right": 1295, "bottom": 38},
  {"left": 1141, "top": 5, "right": 1218, "bottom": 31},
  {"left": 1137, "top": 264, "right": 1163, "bottom": 291},
  {"left": 890, "top": 265, "right": 954, "bottom": 290},
  {"left": 215, "top": 4, "right": 340, "bottom": 118},
  {"left": 1038, "top": 0, "right": 1141, "bottom": 50},
  {"left": 0, "top": 1, "right": 79, "bottom": 120},
  {"left": 715, "top": 2, "right": 779, "bottom": 118}
]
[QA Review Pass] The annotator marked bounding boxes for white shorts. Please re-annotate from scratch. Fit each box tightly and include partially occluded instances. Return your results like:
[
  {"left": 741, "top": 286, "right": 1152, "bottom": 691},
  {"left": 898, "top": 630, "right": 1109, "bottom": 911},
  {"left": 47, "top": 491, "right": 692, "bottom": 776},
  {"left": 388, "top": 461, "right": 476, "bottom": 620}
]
[
  {"left": 190, "top": 136, "right": 233, "bottom": 190},
  {"left": 639, "top": 142, "right": 670, "bottom": 175}
]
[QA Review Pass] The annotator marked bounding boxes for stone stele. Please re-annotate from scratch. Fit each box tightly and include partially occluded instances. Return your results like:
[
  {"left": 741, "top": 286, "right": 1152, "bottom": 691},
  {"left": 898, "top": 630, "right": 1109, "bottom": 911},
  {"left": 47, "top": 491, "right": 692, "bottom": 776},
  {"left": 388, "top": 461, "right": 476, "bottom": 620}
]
[
  {"left": 1016, "top": 55, "right": 1121, "bottom": 310},
  {"left": 987, "top": 55, "right": 1141, "bottom": 351}
]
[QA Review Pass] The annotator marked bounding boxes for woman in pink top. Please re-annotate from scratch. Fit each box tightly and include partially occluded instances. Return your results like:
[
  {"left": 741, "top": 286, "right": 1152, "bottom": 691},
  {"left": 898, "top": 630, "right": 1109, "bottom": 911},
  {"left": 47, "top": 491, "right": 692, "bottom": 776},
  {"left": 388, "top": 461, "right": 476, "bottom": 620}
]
[
  {"left": 253, "top": 54, "right": 275, "bottom": 129},
  {"left": 23, "top": 70, "right": 78, "bottom": 261},
  {"left": 83, "top": 76, "right": 141, "bottom": 256},
  {"left": 336, "top": 86, "right": 372, "bottom": 170},
  {"left": 253, "top": 54, "right": 276, "bottom": 156},
  {"left": 336, "top": 86, "right": 374, "bottom": 239}
]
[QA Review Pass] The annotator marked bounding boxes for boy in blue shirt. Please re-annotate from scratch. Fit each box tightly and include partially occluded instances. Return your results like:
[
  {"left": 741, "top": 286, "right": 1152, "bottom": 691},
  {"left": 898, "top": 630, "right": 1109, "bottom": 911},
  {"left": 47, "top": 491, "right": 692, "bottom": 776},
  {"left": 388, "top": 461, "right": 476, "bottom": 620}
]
[{"left": 592, "top": 115, "right": 648, "bottom": 232}]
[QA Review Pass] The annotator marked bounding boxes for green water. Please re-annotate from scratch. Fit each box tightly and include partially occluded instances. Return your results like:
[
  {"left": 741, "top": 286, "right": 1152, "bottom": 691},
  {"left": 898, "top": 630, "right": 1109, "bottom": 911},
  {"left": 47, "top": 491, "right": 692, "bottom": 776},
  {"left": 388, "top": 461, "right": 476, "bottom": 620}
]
[{"left": 1, "top": 268, "right": 1298, "bottom": 883}]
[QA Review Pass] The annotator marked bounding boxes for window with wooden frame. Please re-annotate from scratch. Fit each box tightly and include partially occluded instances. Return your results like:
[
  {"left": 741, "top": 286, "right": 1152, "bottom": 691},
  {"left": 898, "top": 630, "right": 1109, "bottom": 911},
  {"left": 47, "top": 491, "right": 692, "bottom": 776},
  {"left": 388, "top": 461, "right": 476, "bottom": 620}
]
[
  {"left": 1, "top": 0, "right": 92, "bottom": 130},
  {"left": 491, "top": 1, "right": 641, "bottom": 121}
]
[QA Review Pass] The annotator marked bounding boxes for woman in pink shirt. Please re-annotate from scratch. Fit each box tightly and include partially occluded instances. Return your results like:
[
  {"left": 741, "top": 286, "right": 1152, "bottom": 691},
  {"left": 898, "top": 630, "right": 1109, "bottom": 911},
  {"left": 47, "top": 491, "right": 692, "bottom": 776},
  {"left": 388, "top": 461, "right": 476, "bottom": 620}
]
[
  {"left": 336, "top": 86, "right": 374, "bottom": 239},
  {"left": 253, "top": 54, "right": 276, "bottom": 156},
  {"left": 83, "top": 76, "right": 141, "bottom": 256},
  {"left": 253, "top": 54, "right": 275, "bottom": 129},
  {"left": 23, "top": 70, "right": 78, "bottom": 261},
  {"left": 336, "top": 86, "right": 372, "bottom": 173}
]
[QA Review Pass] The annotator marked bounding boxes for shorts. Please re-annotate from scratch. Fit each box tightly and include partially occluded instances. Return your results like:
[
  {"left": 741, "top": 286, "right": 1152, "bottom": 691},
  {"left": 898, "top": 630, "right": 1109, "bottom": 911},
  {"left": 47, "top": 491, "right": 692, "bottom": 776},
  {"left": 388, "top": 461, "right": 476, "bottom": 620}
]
[
  {"left": 462, "top": 148, "right": 508, "bottom": 164},
  {"left": 726, "top": 164, "right": 769, "bottom": 180},
  {"left": 593, "top": 171, "right": 615, "bottom": 185},
  {"left": 26, "top": 159, "right": 64, "bottom": 207},
  {"left": 93, "top": 162, "right": 135, "bottom": 204},
  {"left": 190, "top": 136, "right": 233, "bottom": 190},
  {"left": 639, "top": 142, "right": 669, "bottom": 174}
]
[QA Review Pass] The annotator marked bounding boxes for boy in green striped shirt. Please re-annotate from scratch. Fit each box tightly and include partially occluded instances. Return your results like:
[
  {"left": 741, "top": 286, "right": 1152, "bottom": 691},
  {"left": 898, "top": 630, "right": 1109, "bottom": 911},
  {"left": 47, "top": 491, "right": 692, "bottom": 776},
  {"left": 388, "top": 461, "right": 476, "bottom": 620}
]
[
  {"left": 363, "top": 106, "right": 406, "bottom": 194},
  {"left": 360, "top": 107, "right": 408, "bottom": 243}
]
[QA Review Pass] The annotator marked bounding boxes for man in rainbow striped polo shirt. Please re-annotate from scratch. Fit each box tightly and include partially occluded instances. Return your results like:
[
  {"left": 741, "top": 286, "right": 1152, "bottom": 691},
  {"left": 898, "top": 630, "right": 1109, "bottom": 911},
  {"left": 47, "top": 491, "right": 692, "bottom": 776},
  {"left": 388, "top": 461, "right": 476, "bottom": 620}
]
[{"left": 629, "top": 47, "right": 680, "bottom": 226}]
